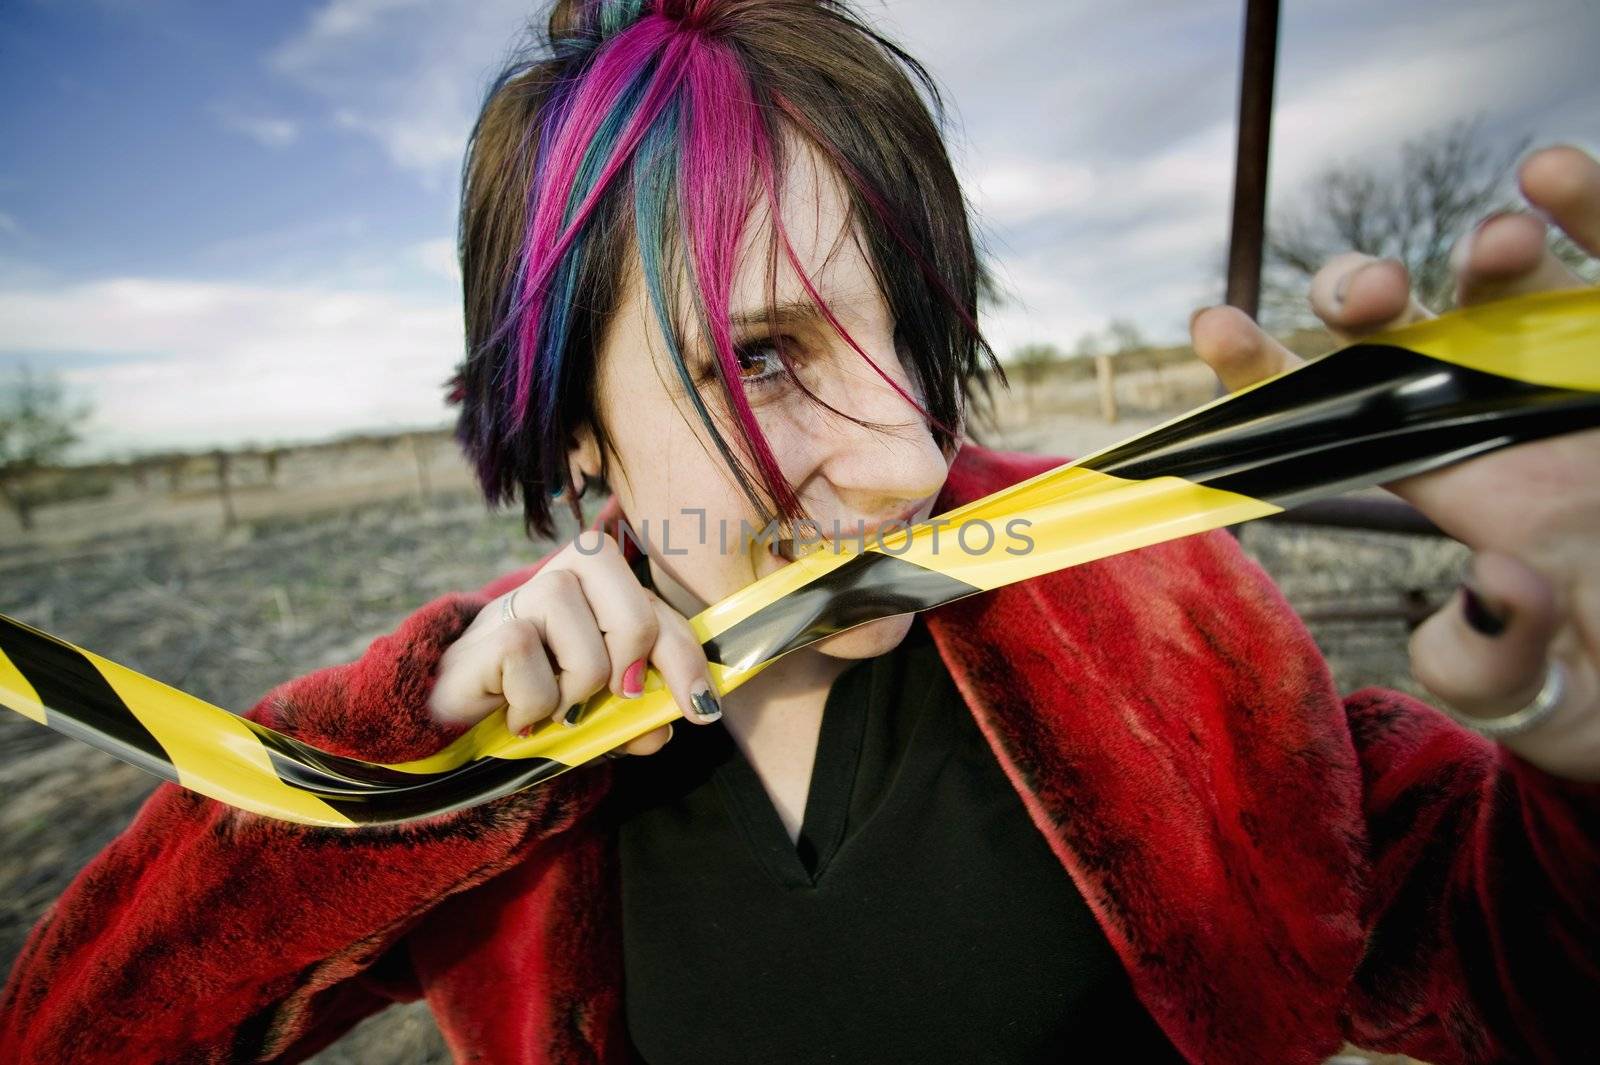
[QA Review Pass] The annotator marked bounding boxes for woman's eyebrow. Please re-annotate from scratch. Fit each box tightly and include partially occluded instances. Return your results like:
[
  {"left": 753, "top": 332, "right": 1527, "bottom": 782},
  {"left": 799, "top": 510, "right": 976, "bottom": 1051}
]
[
  {"left": 726, "top": 290, "right": 873, "bottom": 331},
  {"left": 676, "top": 292, "right": 878, "bottom": 380},
  {"left": 727, "top": 299, "right": 823, "bottom": 331}
]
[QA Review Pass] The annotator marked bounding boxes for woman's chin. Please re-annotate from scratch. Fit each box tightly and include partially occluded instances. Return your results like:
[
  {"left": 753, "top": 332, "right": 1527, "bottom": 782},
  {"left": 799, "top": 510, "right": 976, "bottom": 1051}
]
[{"left": 811, "top": 613, "right": 916, "bottom": 659}]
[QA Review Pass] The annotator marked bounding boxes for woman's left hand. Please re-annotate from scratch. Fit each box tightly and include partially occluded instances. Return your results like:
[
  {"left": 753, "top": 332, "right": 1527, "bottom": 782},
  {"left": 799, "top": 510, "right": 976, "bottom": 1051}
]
[{"left": 1189, "top": 143, "right": 1600, "bottom": 782}]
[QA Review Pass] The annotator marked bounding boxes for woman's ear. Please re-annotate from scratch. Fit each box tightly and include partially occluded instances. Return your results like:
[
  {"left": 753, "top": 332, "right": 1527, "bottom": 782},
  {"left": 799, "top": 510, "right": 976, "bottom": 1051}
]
[{"left": 567, "top": 421, "right": 602, "bottom": 493}]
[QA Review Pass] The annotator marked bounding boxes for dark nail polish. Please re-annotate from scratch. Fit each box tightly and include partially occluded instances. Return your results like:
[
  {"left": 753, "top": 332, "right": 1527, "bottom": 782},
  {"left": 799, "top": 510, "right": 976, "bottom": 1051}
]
[
  {"left": 563, "top": 703, "right": 584, "bottom": 726},
  {"left": 690, "top": 688, "right": 721, "bottom": 722},
  {"left": 1461, "top": 584, "right": 1508, "bottom": 637}
]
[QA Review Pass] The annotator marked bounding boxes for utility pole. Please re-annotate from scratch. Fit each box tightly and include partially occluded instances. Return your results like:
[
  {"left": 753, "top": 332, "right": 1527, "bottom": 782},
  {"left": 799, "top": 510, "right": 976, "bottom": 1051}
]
[{"left": 1224, "top": 0, "right": 1280, "bottom": 319}]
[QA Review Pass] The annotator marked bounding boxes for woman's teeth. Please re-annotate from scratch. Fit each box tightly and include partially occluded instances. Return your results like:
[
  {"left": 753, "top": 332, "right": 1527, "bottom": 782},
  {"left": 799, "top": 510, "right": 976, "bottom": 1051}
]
[{"left": 769, "top": 538, "right": 821, "bottom": 562}]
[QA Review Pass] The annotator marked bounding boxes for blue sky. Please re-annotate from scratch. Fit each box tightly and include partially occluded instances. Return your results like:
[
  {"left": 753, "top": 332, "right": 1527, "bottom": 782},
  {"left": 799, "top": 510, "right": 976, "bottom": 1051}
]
[
  {"left": 3, "top": 3, "right": 432, "bottom": 286},
  {"left": 2, "top": 0, "right": 1597, "bottom": 460}
]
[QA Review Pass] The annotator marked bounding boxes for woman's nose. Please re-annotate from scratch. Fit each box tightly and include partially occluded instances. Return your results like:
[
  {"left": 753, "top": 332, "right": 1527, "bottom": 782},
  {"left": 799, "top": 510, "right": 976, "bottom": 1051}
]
[{"left": 801, "top": 351, "right": 951, "bottom": 516}]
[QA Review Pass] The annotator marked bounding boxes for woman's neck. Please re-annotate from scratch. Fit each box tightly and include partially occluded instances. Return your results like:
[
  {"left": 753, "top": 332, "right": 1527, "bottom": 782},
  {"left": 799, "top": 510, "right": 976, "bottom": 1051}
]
[
  {"left": 645, "top": 552, "right": 854, "bottom": 713},
  {"left": 647, "top": 553, "right": 849, "bottom": 841}
]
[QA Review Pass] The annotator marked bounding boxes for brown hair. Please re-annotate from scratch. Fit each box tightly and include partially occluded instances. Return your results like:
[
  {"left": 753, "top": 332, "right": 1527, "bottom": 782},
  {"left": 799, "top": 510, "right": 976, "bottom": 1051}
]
[{"left": 447, "top": 0, "right": 1002, "bottom": 540}]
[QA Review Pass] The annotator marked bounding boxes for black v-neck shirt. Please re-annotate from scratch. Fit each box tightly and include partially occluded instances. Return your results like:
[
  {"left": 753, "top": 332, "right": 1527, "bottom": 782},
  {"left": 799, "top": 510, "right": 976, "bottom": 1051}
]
[{"left": 597, "top": 614, "right": 1184, "bottom": 1064}]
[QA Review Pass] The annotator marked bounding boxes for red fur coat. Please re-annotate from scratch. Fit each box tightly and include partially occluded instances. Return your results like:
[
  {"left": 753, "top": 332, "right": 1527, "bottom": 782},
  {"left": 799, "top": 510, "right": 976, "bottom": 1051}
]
[{"left": 3, "top": 443, "right": 1598, "bottom": 1064}]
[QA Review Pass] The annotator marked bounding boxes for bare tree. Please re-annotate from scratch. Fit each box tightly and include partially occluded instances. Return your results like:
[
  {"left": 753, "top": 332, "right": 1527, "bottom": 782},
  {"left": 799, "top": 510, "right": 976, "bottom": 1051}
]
[
  {"left": 1072, "top": 331, "right": 1120, "bottom": 424},
  {"left": 1264, "top": 118, "right": 1530, "bottom": 328},
  {"left": 1105, "top": 317, "right": 1170, "bottom": 405},
  {"left": 1104, "top": 319, "right": 1146, "bottom": 355},
  {"left": 0, "top": 364, "right": 91, "bottom": 530},
  {"left": 1011, "top": 342, "right": 1062, "bottom": 416}
]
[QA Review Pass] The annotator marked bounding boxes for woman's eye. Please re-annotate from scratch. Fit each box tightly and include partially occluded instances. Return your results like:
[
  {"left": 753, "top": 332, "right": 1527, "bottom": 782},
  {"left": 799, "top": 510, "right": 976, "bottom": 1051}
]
[{"left": 732, "top": 337, "right": 793, "bottom": 391}]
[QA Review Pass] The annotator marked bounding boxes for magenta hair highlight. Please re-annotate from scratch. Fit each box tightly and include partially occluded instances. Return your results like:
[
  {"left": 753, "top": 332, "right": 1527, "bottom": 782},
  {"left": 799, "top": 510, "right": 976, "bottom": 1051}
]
[{"left": 452, "top": 0, "right": 999, "bottom": 536}]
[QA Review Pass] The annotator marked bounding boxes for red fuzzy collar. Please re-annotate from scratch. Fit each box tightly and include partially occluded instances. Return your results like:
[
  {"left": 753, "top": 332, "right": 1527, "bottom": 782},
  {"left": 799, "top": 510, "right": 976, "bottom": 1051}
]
[{"left": 484, "top": 441, "right": 1372, "bottom": 1062}]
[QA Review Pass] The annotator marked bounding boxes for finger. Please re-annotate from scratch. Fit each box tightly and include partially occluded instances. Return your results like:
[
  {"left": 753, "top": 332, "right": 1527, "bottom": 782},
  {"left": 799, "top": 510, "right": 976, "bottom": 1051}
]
[
  {"left": 1518, "top": 143, "right": 1600, "bottom": 257},
  {"left": 525, "top": 570, "right": 611, "bottom": 727},
  {"left": 621, "top": 722, "right": 673, "bottom": 757},
  {"left": 1308, "top": 253, "right": 1431, "bottom": 342},
  {"left": 546, "top": 531, "right": 660, "bottom": 699},
  {"left": 601, "top": 724, "right": 675, "bottom": 759},
  {"left": 1450, "top": 210, "right": 1586, "bottom": 306},
  {"left": 1408, "top": 550, "right": 1560, "bottom": 720},
  {"left": 646, "top": 596, "right": 722, "bottom": 724},
  {"left": 426, "top": 612, "right": 551, "bottom": 728},
  {"left": 495, "top": 624, "right": 562, "bottom": 736},
  {"left": 1189, "top": 304, "right": 1304, "bottom": 392}
]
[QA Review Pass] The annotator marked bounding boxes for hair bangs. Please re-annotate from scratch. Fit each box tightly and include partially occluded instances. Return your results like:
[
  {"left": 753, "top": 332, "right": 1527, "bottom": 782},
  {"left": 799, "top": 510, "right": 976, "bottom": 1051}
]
[{"left": 450, "top": 0, "right": 1001, "bottom": 540}]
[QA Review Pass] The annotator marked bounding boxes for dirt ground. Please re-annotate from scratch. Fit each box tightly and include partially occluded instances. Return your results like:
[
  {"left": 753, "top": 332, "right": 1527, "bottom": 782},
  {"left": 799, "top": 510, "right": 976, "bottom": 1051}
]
[{"left": 0, "top": 360, "right": 1445, "bottom": 1064}]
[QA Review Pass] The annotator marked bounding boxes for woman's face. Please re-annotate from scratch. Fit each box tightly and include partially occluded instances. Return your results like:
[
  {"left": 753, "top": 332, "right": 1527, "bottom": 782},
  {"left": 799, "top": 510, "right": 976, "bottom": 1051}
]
[{"left": 572, "top": 138, "right": 955, "bottom": 660}]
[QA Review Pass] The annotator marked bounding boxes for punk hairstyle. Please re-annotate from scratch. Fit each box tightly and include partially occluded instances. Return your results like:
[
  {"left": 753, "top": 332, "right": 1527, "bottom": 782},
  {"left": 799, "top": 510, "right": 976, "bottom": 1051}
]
[{"left": 446, "top": 0, "right": 1002, "bottom": 540}]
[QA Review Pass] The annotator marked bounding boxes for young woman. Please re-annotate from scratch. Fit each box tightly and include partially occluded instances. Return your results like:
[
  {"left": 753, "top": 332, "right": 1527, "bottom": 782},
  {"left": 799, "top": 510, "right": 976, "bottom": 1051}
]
[{"left": 3, "top": 1, "right": 1598, "bottom": 1062}]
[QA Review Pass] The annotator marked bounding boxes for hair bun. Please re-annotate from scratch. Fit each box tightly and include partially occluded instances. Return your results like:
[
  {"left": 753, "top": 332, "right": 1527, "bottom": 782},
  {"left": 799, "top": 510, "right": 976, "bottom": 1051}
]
[{"left": 547, "top": 0, "right": 657, "bottom": 58}]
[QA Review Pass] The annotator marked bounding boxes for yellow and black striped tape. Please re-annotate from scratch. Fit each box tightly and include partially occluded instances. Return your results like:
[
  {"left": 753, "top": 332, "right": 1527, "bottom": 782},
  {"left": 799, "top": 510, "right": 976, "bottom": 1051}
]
[{"left": 3, "top": 288, "right": 1597, "bottom": 827}]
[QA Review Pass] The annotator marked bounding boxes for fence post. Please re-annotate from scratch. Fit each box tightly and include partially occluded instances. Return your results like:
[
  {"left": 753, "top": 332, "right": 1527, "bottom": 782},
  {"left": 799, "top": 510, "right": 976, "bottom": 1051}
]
[
  {"left": 409, "top": 432, "right": 433, "bottom": 504},
  {"left": 1095, "top": 354, "right": 1118, "bottom": 424},
  {"left": 213, "top": 448, "right": 236, "bottom": 530}
]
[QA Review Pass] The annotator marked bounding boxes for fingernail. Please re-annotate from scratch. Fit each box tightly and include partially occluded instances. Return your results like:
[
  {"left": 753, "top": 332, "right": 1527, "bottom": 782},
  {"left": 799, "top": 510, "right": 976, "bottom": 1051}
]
[
  {"left": 622, "top": 658, "right": 646, "bottom": 698},
  {"left": 1459, "top": 575, "right": 1509, "bottom": 637},
  {"left": 1455, "top": 210, "right": 1522, "bottom": 274},
  {"left": 1334, "top": 262, "right": 1372, "bottom": 307},
  {"left": 518, "top": 721, "right": 535, "bottom": 738},
  {"left": 690, "top": 683, "right": 721, "bottom": 722},
  {"left": 1188, "top": 305, "right": 1213, "bottom": 332},
  {"left": 1456, "top": 213, "right": 1506, "bottom": 273},
  {"left": 1449, "top": 228, "right": 1476, "bottom": 276},
  {"left": 562, "top": 702, "right": 584, "bottom": 727},
  {"left": 1474, "top": 209, "right": 1520, "bottom": 238}
]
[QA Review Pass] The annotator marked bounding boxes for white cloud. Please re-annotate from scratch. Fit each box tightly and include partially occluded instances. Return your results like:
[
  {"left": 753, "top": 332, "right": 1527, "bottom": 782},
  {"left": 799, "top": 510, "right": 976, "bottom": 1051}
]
[
  {"left": 210, "top": 104, "right": 301, "bottom": 149},
  {"left": 262, "top": 0, "right": 1600, "bottom": 359},
  {"left": 269, "top": 0, "right": 533, "bottom": 187},
  {"left": 0, "top": 211, "right": 18, "bottom": 236},
  {"left": 0, "top": 275, "right": 465, "bottom": 459},
  {"left": 412, "top": 237, "right": 460, "bottom": 281},
  {"left": 965, "top": 159, "right": 1097, "bottom": 226},
  {"left": 880, "top": 0, "right": 1600, "bottom": 352},
  {"left": 14, "top": 0, "right": 1596, "bottom": 460},
  {"left": 294, "top": 0, "right": 432, "bottom": 40},
  {"left": 980, "top": 255, "right": 1102, "bottom": 360}
]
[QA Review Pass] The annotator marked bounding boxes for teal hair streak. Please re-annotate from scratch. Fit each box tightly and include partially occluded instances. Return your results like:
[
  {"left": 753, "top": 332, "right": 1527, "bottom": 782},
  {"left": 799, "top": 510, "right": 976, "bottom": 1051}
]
[
  {"left": 631, "top": 107, "right": 773, "bottom": 522},
  {"left": 533, "top": 59, "right": 657, "bottom": 469}
]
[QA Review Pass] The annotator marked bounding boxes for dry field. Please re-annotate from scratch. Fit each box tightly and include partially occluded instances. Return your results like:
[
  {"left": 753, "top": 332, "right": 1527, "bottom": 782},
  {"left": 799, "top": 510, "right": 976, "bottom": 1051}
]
[{"left": 0, "top": 357, "right": 1448, "bottom": 1064}]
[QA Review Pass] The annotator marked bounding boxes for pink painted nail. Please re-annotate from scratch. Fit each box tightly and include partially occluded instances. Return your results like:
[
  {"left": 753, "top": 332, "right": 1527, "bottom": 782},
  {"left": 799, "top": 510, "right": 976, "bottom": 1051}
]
[{"left": 622, "top": 658, "right": 647, "bottom": 698}]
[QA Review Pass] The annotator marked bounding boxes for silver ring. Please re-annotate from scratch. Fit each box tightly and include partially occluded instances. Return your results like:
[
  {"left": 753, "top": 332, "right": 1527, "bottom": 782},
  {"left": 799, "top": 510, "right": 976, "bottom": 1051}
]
[
  {"left": 500, "top": 591, "right": 519, "bottom": 624},
  {"left": 1439, "top": 659, "right": 1567, "bottom": 739}
]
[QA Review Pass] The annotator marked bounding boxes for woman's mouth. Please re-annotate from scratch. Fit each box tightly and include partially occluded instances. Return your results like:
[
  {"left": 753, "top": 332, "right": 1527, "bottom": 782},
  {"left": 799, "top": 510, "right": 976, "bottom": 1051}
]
[{"left": 766, "top": 500, "right": 930, "bottom": 563}]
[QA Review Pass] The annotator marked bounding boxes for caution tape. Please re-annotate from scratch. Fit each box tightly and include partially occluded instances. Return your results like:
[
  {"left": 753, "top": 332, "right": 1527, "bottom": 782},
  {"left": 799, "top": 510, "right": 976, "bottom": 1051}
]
[{"left": 2, "top": 288, "right": 1597, "bottom": 827}]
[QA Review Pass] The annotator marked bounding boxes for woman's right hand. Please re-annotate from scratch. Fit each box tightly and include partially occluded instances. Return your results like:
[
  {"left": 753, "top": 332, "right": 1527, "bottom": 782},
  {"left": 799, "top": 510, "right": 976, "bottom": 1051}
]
[{"left": 425, "top": 530, "right": 721, "bottom": 757}]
